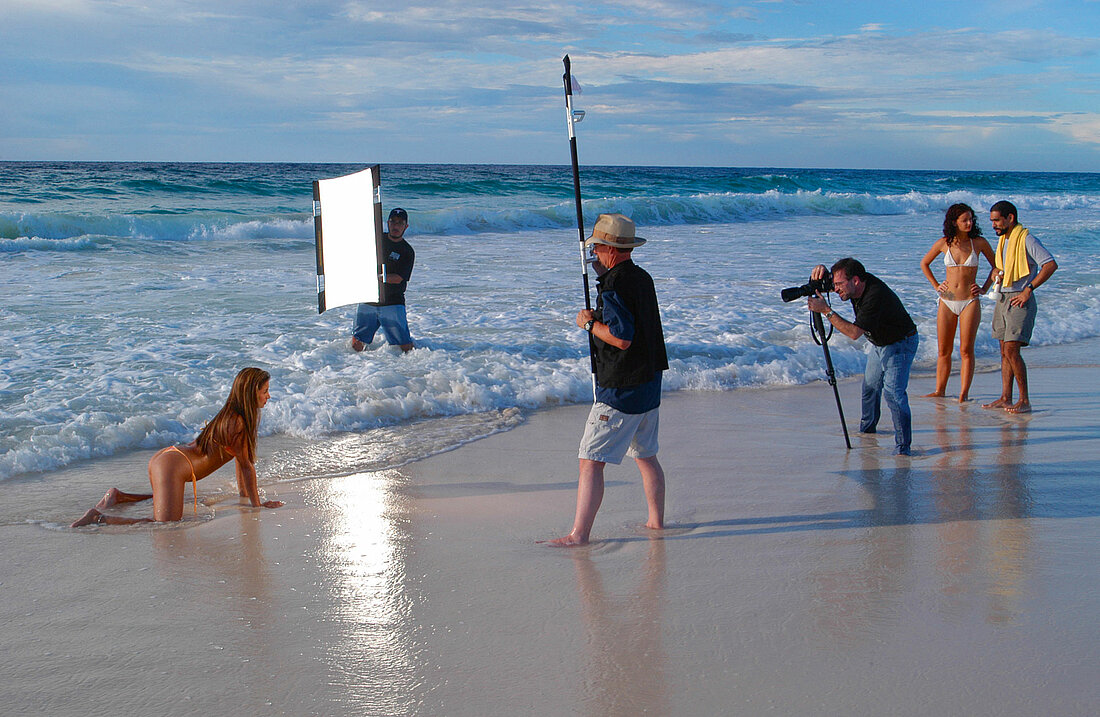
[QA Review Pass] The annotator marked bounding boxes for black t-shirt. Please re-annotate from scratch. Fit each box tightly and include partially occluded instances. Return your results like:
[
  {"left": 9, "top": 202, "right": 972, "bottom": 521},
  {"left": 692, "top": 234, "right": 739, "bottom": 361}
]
[
  {"left": 851, "top": 273, "right": 916, "bottom": 346},
  {"left": 372, "top": 234, "right": 415, "bottom": 306}
]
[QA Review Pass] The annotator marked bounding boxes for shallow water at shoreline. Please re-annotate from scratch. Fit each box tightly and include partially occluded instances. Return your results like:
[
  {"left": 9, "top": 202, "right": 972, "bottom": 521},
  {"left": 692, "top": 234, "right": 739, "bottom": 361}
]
[
  {"left": 4, "top": 352, "right": 1097, "bottom": 717},
  {"left": 2, "top": 163, "right": 1099, "bottom": 486}
]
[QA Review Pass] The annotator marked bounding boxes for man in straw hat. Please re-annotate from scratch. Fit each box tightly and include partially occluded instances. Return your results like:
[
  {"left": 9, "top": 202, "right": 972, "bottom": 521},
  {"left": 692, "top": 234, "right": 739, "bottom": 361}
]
[{"left": 547, "top": 214, "right": 669, "bottom": 546}]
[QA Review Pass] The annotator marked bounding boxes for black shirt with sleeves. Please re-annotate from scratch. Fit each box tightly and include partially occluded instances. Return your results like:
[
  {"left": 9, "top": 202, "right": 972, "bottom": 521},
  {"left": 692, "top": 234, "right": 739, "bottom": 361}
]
[
  {"left": 850, "top": 273, "right": 917, "bottom": 346},
  {"left": 370, "top": 234, "right": 415, "bottom": 306}
]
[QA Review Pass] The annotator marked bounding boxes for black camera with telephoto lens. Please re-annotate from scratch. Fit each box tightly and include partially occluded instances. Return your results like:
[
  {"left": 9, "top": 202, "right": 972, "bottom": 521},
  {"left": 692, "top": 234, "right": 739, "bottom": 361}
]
[{"left": 781, "top": 274, "right": 834, "bottom": 302}]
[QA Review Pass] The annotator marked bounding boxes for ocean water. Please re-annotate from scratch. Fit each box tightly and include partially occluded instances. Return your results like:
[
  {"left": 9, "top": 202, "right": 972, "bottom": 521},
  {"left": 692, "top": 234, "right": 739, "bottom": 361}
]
[{"left": 2, "top": 162, "right": 1099, "bottom": 519}]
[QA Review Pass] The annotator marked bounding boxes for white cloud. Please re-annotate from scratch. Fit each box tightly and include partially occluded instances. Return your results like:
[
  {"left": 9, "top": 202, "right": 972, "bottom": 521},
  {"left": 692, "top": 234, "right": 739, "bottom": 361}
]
[
  {"left": 4, "top": 0, "right": 1099, "bottom": 165},
  {"left": 1051, "top": 113, "right": 1100, "bottom": 145}
]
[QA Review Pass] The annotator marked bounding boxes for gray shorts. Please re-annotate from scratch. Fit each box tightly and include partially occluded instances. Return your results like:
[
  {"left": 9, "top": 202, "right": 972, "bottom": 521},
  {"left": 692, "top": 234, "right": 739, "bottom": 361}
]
[
  {"left": 992, "top": 291, "right": 1037, "bottom": 345},
  {"left": 578, "top": 403, "right": 660, "bottom": 465}
]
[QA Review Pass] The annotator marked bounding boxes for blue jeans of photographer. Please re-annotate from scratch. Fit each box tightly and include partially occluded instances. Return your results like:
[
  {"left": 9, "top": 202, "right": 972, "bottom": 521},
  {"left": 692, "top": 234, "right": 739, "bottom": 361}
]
[{"left": 860, "top": 332, "right": 918, "bottom": 454}]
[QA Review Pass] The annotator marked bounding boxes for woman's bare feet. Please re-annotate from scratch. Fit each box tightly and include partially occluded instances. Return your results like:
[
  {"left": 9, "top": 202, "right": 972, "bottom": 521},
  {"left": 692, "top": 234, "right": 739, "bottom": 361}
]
[
  {"left": 1005, "top": 400, "right": 1032, "bottom": 414},
  {"left": 95, "top": 488, "right": 120, "bottom": 509},
  {"left": 95, "top": 488, "right": 151, "bottom": 509},
  {"left": 71, "top": 508, "right": 103, "bottom": 528},
  {"left": 923, "top": 391, "right": 946, "bottom": 398},
  {"left": 541, "top": 532, "right": 589, "bottom": 547},
  {"left": 982, "top": 397, "right": 1010, "bottom": 409}
]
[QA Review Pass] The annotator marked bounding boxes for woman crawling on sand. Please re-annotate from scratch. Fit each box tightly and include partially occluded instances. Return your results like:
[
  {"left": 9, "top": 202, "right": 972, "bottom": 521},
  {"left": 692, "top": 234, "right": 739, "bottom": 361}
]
[
  {"left": 72, "top": 367, "right": 283, "bottom": 527},
  {"left": 919, "top": 203, "right": 998, "bottom": 403}
]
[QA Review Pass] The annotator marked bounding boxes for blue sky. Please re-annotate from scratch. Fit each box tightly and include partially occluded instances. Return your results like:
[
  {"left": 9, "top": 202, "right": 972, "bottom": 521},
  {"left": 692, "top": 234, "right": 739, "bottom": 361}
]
[{"left": 2, "top": 0, "right": 1099, "bottom": 169}]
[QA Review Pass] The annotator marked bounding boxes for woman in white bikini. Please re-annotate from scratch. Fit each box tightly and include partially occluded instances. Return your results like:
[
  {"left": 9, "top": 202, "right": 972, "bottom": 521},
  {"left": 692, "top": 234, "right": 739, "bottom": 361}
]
[
  {"left": 72, "top": 367, "right": 283, "bottom": 526},
  {"left": 920, "top": 204, "right": 998, "bottom": 402}
]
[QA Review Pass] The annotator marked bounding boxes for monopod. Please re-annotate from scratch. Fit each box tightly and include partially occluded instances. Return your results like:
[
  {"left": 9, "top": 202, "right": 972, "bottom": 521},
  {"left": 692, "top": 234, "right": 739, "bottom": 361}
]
[{"left": 810, "top": 310, "right": 853, "bottom": 449}]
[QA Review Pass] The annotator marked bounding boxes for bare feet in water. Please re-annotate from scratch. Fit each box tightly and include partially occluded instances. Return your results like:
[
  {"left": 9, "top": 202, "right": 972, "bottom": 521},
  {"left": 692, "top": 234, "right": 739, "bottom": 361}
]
[
  {"left": 541, "top": 532, "right": 589, "bottom": 547},
  {"left": 71, "top": 508, "right": 103, "bottom": 528},
  {"left": 1005, "top": 400, "right": 1032, "bottom": 414},
  {"left": 923, "top": 391, "right": 946, "bottom": 398},
  {"left": 982, "top": 397, "right": 1010, "bottom": 409}
]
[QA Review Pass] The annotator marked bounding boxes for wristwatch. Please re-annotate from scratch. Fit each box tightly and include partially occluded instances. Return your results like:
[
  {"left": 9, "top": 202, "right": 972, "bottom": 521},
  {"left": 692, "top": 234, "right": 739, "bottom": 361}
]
[
  {"left": 583, "top": 319, "right": 595, "bottom": 333},
  {"left": 1025, "top": 282, "right": 1035, "bottom": 291},
  {"left": 824, "top": 310, "right": 836, "bottom": 320}
]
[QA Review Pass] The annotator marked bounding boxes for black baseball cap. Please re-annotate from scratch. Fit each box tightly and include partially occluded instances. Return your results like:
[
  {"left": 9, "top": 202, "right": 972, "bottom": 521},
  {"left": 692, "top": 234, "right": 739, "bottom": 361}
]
[{"left": 388, "top": 208, "right": 408, "bottom": 221}]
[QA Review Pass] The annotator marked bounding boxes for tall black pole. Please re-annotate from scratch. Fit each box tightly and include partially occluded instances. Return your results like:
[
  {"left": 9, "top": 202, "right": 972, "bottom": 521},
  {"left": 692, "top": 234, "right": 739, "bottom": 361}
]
[
  {"left": 812, "top": 312, "right": 853, "bottom": 449},
  {"left": 563, "top": 55, "right": 596, "bottom": 379}
]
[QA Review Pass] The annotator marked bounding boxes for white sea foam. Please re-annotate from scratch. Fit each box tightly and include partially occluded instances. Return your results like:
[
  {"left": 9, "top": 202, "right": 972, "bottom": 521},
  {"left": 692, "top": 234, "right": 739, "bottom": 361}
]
[{"left": 2, "top": 164, "right": 1099, "bottom": 495}]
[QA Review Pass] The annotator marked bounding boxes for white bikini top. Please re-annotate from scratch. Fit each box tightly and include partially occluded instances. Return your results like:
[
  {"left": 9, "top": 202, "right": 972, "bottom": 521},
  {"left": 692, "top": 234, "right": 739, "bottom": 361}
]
[{"left": 944, "top": 248, "right": 978, "bottom": 268}]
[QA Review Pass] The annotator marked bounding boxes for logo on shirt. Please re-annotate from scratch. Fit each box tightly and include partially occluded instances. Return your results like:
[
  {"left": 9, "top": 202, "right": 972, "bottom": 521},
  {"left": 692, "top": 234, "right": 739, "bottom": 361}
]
[{"left": 389, "top": 251, "right": 401, "bottom": 261}]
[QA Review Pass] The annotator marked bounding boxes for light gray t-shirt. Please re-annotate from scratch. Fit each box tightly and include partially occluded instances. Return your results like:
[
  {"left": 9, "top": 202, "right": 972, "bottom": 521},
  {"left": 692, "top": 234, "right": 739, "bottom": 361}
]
[{"left": 998, "top": 229, "right": 1055, "bottom": 293}]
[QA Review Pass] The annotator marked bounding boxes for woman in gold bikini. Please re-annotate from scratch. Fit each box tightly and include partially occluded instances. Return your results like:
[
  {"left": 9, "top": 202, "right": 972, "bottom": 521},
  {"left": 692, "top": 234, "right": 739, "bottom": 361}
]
[
  {"left": 71, "top": 367, "right": 283, "bottom": 526},
  {"left": 919, "top": 204, "right": 998, "bottom": 402}
]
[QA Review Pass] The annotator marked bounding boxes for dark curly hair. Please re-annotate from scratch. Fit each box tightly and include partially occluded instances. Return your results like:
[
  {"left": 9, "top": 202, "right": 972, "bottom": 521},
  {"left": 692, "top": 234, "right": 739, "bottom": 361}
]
[{"left": 943, "top": 203, "right": 983, "bottom": 246}]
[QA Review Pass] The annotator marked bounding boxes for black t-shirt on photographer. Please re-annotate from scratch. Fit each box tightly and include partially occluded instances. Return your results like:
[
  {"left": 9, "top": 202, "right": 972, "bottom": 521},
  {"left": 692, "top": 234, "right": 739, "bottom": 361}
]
[{"left": 850, "top": 273, "right": 916, "bottom": 346}]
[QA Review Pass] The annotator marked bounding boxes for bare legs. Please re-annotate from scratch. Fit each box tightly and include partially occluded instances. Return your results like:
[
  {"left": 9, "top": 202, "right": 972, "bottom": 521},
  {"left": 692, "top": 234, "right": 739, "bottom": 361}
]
[
  {"left": 636, "top": 456, "right": 666, "bottom": 530},
  {"left": 925, "top": 303, "right": 957, "bottom": 398},
  {"left": 70, "top": 488, "right": 156, "bottom": 526},
  {"left": 547, "top": 459, "right": 606, "bottom": 546},
  {"left": 547, "top": 455, "right": 666, "bottom": 547},
  {"left": 956, "top": 301, "right": 981, "bottom": 402},
  {"left": 70, "top": 509, "right": 154, "bottom": 527},
  {"left": 71, "top": 448, "right": 191, "bottom": 527},
  {"left": 97, "top": 487, "right": 152, "bottom": 509},
  {"left": 149, "top": 450, "right": 188, "bottom": 522},
  {"left": 925, "top": 301, "right": 980, "bottom": 402},
  {"left": 983, "top": 340, "right": 1031, "bottom": 413}
]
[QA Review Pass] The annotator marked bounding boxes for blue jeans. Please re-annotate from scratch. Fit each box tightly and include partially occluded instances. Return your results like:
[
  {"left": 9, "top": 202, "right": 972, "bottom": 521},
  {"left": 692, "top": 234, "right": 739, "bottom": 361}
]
[
  {"left": 354, "top": 303, "right": 412, "bottom": 346},
  {"left": 860, "top": 332, "right": 918, "bottom": 453}
]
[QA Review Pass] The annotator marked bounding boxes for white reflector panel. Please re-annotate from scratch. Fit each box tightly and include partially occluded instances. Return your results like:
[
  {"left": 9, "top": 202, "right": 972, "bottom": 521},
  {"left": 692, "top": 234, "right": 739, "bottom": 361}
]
[{"left": 313, "top": 166, "right": 383, "bottom": 313}]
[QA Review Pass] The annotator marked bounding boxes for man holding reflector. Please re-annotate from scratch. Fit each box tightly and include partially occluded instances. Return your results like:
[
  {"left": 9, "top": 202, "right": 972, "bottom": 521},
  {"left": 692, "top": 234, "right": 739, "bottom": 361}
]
[
  {"left": 547, "top": 214, "right": 669, "bottom": 547},
  {"left": 351, "top": 207, "right": 415, "bottom": 353}
]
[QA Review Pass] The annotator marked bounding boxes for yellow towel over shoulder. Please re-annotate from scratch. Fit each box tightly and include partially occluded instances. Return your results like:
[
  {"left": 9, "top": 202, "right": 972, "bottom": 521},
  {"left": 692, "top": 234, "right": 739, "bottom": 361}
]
[{"left": 995, "top": 224, "right": 1032, "bottom": 286}]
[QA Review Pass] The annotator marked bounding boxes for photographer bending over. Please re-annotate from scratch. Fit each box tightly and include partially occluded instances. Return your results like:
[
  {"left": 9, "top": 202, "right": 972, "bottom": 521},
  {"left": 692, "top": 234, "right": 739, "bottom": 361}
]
[{"left": 807, "top": 259, "right": 919, "bottom": 455}]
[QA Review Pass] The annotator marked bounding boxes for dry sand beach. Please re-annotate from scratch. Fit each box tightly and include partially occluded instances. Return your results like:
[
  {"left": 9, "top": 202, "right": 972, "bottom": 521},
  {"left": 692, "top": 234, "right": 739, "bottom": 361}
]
[{"left": 2, "top": 340, "right": 1098, "bottom": 716}]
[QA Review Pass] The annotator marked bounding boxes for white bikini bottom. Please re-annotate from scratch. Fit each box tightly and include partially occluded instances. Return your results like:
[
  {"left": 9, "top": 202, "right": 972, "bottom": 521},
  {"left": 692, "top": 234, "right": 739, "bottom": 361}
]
[{"left": 939, "top": 296, "right": 978, "bottom": 316}]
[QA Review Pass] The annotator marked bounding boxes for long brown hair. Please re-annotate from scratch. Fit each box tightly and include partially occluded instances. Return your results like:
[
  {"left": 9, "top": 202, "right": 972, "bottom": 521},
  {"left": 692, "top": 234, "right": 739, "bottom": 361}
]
[
  {"left": 943, "top": 203, "right": 983, "bottom": 246},
  {"left": 196, "top": 367, "right": 269, "bottom": 461}
]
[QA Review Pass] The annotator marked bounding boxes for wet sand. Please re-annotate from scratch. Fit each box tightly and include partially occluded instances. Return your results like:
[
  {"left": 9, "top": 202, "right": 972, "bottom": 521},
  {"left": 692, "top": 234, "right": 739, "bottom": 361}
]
[{"left": 2, "top": 341, "right": 1098, "bottom": 716}]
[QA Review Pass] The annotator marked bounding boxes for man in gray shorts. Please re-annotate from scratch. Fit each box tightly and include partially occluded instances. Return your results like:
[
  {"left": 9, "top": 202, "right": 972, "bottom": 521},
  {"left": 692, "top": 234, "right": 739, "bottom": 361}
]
[
  {"left": 983, "top": 201, "right": 1058, "bottom": 414},
  {"left": 546, "top": 214, "right": 669, "bottom": 546}
]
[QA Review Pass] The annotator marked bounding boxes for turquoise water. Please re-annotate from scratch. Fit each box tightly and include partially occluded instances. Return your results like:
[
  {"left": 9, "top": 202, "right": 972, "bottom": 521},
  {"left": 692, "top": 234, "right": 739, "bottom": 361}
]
[{"left": 1, "top": 162, "right": 1098, "bottom": 490}]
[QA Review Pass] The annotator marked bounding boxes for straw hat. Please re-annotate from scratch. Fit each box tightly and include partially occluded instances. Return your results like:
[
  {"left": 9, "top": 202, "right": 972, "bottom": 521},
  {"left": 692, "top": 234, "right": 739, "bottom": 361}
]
[{"left": 585, "top": 213, "right": 646, "bottom": 249}]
